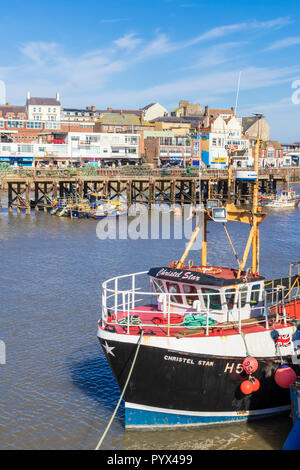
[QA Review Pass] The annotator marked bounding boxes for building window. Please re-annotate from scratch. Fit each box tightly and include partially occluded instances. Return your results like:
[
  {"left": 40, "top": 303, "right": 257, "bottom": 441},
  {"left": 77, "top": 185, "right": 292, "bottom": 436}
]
[
  {"left": 18, "top": 145, "right": 33, "bottom": 153},
  {"left": 26, "top": 121, "right": 42, "bottom": 129},
  {"left": 7, "top": 120, "right": 24, "bottom": 128}
]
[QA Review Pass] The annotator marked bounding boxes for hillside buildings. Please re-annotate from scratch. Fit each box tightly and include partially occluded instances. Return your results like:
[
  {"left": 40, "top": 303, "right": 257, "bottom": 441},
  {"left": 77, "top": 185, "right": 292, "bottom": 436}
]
[{"left": 0, "top": 92, "right": 294, "bottom": 168}]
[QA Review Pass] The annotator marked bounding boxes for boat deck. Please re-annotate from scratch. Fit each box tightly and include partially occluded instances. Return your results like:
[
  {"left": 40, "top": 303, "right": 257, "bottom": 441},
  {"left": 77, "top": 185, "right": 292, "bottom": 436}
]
[{"left": 100, "top": 298, "right": 300, "bottom": 338}]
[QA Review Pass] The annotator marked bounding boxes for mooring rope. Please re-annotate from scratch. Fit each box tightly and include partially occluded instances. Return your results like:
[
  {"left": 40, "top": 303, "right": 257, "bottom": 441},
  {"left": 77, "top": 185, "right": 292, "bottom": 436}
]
[{"left": 95, "top": 330, "right": 144, "bottom": 450}]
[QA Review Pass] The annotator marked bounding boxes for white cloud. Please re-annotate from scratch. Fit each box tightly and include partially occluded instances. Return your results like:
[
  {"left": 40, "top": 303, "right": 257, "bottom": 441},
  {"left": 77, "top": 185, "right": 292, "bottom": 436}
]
[
  {"left": 264, "top": 36, "right": 300, "bottom": 51},
  {"left": 114, "top": 33, "right": 142, "bottom": 51},
  {"left": 20, "top": 42, "right": 59, "bottom": 67},
  {"left": 2, "top": 17, "right": 295, "bottom": 115}
]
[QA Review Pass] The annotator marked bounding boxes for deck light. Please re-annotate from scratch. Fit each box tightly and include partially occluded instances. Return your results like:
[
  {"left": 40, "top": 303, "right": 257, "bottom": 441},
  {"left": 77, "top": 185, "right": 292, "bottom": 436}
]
[
  {"left": 211, "top": 207, "right": 227, "bottom": 223},
  {"left": 206, "top": 199, "right": 220, "bottom": 210}
]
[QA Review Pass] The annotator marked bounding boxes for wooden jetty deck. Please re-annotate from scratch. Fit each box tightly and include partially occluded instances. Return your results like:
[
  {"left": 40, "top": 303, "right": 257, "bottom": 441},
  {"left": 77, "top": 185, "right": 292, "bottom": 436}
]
[{"left": 1, "top": 166, "right": 299, "bottom": 214}]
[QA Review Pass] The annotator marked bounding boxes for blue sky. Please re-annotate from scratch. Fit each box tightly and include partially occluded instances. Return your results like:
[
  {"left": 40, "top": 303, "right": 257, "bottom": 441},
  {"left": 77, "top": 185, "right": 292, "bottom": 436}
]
[{"left": 1, "top": 0, "right": 300, "bottom": 141}]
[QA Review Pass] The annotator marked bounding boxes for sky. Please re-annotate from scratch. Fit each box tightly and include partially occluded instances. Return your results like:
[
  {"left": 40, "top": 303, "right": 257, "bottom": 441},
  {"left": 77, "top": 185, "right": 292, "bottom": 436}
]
[{"left": 1, "top": 0, "right": 300, "bottom": 141}]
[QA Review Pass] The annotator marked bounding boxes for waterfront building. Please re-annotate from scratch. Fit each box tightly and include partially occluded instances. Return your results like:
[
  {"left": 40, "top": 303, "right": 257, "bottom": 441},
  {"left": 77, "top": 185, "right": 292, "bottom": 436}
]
[
  {"left": 200, "top": 114, "right": 250, "bottom": 169},
  {"left": 239, "top": 115, "right": 270, "bottom": 142},
  {"left": 144, "top": 130, "right": 194, "bottom": 166},
  {"left": 62, "top": 106, "right": 97, "bottom": 121},
  {"left": 65, "top": 131, "right": 140, "bottom": 166},
  {"left": 259, "top": 141, "right": 284, "bottom": 168},
  {"left": 26, "top": 92, "right": 61, "bottom": 122},
  {"left": 281, "top": 142, "right": 300, "bottom": 166},
  {"left": 171, "top": 100, "right": 203, "bottom": 117},
  {"left": 140, "top": 103, "right": 169, "bottom": 121},
  {"left": 0, "top": 130, "right": 140, "bottom": 167},
  {"left": 94, "top": 112, "right": 150, "bottom": 133},
  {"left": 150, "top": 116, "right": 194, "bottom": 136}
]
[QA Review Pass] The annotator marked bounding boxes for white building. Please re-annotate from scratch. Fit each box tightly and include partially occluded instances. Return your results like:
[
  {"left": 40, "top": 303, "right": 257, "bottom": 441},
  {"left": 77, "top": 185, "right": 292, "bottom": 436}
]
[
  {"left": 66, "top": 132, "right": 139, "bottom": 162},
  {"left": 204, "top": 116, "right": 250, "bottom": 168},
  {"left": 0, "top": 131, "right": 140, "bottom": 166},
  {"left": 26, "top": 92, "right": 61, "bottom": 122},
  {"left": 141, "top": 103, "right": 168, "bottom": 122}
]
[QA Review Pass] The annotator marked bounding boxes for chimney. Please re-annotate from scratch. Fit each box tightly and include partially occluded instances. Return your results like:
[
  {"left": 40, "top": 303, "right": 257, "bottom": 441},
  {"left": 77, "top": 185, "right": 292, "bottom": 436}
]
[
  {"left": 26, "top": 91, "right": 30, "bottom": 100},
  {"left": 56, "top": 92, "right": 60, "bottom": 102},
  {"left": 91, "top": 105, "right": 95, "bottom": 111},
  {"left": 86, "top": 106, "right": 90, "bottom": 110},
  {"left": 204, "top": 106, "right": 210, "bottom": 128},
  {"left": 107, "top": 107, "right": 112, "bottom": 111}
]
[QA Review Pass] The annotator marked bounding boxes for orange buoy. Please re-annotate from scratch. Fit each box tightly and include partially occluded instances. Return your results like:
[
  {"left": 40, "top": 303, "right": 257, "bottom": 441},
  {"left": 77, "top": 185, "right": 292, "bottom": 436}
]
[
  {"left": 240, "top": 380, "right": 253, "bottom": 395},
  {"left": 250, "top": 377, "right": 260, "bottom": 392},
  {"left": 242, "top": 357, "right": 258, "bottom": 374},
  {"left": 274, "top": 365, "right": 296, "bottom": 389}
]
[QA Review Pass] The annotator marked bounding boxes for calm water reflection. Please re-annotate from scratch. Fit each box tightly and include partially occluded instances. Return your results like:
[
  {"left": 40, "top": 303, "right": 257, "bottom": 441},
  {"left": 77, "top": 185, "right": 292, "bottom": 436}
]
[{"left": 0, "top": 189, "right": 299, "bottom": 450}]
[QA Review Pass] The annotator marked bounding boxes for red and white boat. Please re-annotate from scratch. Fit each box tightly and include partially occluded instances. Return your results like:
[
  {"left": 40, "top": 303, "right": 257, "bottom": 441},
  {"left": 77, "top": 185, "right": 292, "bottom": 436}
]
[
  {"left": 97, "top": 140, "right": 300, "bottom": 429},
  {"left": 263, "top": 189, "right": 299, "bottom": 209}
]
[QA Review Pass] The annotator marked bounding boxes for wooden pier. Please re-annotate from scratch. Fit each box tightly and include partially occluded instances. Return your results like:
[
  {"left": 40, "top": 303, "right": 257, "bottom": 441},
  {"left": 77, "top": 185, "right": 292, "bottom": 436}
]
[{"left": 1, "top": 166, "right": 299, "bottom": 214}]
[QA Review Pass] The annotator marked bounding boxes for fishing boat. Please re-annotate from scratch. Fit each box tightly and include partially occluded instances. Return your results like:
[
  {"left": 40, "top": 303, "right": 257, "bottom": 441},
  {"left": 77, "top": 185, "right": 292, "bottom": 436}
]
[
  {"left": 263, "top": 189, "right": 299, "bottom": 209},
  {"left": 97, "top": 139, "right": 300, "bottom": 429},
  {"left": 90, "top": 200, "right": 127, "bottom": 219}
]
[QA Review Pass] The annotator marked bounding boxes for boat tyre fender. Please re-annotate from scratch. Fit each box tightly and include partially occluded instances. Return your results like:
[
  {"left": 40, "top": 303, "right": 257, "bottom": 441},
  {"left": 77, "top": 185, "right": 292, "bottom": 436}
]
[{"left": 104, "top": 324, "right": 116, "bottom": 333}]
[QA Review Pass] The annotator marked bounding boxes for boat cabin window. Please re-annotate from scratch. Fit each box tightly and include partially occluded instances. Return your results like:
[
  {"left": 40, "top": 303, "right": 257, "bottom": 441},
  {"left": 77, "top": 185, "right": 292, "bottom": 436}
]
[
  {"left": 152, "top": 278, "right": 164, "bottom": 294},
  {"left": 250, "top": 284, "right": 261, "bottom": 306},
  {"left": 201, "top": 288, "right": 222, "bottom": 311},
  {"left": 166, "top": 282, "right": 183, "bottom": 304},
  {"left": 239, "top": 285, "right": 248, "bottom": 308},
  {"left": 182, "top": 284, "right": 198, "bottom": 306},
  {"left": 225, "top": 288, "right": 236, "bottom": 310}
]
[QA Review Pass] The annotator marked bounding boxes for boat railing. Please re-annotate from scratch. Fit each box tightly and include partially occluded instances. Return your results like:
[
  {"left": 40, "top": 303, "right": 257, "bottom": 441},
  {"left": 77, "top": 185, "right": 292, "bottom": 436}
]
[{"left": 101, "top": 271, "right": 300, "bottom": 336}]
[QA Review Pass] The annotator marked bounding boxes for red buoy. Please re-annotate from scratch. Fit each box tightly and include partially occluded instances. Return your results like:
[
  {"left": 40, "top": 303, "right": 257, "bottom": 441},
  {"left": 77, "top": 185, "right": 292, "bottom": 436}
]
[
  {"left": 240, "top": 380, "right": 253, "bottom": 395},
  {"left": 250, "top": 377, "right": 260, "bottom": 392},
  {"left": 242, "top": 357, "right": 258, "bottom": 374},
  {"left": 274, "top": 365, "right": 296, "bottom": 389}
]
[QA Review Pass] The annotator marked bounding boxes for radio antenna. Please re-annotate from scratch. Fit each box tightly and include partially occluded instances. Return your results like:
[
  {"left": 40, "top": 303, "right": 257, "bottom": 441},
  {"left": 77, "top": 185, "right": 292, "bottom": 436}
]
[{"left": 235, "top": 71, "right": 242, "bottom": 115}]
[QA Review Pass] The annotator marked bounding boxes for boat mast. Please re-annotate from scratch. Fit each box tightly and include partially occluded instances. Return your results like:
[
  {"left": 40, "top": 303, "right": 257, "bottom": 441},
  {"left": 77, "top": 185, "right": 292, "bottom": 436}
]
[
  {"left": 251, "top": 114, "right": 263, "bottom": 274},
  {"left": 176, "top": 115, "right": 265, "bottom": 273}
]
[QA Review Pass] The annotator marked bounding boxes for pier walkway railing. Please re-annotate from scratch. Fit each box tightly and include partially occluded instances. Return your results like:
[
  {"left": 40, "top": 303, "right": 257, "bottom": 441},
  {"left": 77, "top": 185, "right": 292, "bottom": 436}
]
[{"left": 2, "top": 166, "right": 300, "bottom": 181}]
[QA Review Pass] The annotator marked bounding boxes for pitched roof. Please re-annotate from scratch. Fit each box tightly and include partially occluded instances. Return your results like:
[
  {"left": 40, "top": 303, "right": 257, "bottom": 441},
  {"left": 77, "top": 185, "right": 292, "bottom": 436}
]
[
  {"left": 0, "top": 105, "right": 26, "bottom": 116},
  {"left": 27, "top": 97, "right": 61, "bottom": 106},
  {"left": 140, "top": 103, "right": 156, "bottom": 111},
  {"left": 96, "top": 113, "right": 142, "bottom": 126},
  {"left": 261, "top": 140, "right": 283, "bottom": 150},
  {"left": 241, "top": 117, "right": 259, "bottom": 133},
  {"left": 96, "top": 108, "right": 143, "bottom": 116}
]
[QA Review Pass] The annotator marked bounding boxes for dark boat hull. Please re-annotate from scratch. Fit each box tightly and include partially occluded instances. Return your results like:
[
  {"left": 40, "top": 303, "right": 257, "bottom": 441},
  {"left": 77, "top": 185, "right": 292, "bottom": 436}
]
[{"left": 98, "top": 335, "right": 291, "bottom": 429}]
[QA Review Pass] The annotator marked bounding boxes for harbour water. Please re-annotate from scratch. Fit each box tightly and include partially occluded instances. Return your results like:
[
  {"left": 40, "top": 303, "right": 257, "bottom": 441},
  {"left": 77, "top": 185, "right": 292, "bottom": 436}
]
[{"left": 0, "top": 188, "right": 299, "bottom": 450}]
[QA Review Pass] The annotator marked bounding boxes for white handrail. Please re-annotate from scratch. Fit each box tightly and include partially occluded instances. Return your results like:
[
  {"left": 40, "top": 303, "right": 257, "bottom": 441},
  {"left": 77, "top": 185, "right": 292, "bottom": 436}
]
[{"left": 101, "top": 271, "right": 299, "bottom": 334}]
